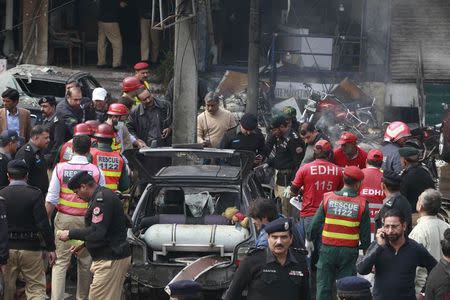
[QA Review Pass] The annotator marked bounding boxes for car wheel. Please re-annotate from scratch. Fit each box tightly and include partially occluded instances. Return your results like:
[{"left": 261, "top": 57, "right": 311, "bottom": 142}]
[{"left": 439, "top": 131, "right": 450, "bottom": 162}]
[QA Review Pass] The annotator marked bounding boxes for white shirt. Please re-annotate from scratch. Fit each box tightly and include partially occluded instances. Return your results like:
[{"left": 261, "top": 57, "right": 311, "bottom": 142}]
[
  {"left": 45, "top": 155, "right": 105, "bottom": 206},
  {"left": 409, "top": 215, "right": 450, "bottom": 293}
]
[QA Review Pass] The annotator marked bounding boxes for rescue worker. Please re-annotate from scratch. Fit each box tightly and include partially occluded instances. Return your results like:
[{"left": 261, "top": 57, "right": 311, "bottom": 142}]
[
  {"left": 333, "top": 132, "right": 368, "bottom": 169},
  {"left": 15, "top": 125, "right": 50, "bottom": 194},
  {"left": 85, "top": 120, "right": 101, "bottom": 136},
  {"left": 0, "top": 130, "right": 19, "bottom": 187},
  {"left": 57, "top": 171, "right": 131, "bottom": 300},
  {"left": 382, "top": 121, "right": 411, "bottom": 175},
  {"left": 399, "top": 147, "right": 435, "bottom": 214},
  {"left": 58, "top": 123, "right": 94, "bottom": 163},
  {"left": 105, "top": 103, "right": 134, "bottom": 153},
  {"left": 359, "top": 149, "right": 385, "bottom": 240},
  {"left": 39, "top": 96, "right": 63, "bottom": 168},
  {"left": 121, "top": 76, "right": 144, "bottom": 107},
  {"left": 165, "top": 280, "right": 204, "bottom": 300},
  {"left": 265, "top": 115, "right": 303, "bottom": 217},
  {"left": 224, "top": 218, "right": 310, "bottom": 300},
  {"left": 306, "top": 166, "right": 371, "bottom": 300},
  {"left": 45, "top": 135, "right": 105, "bottom": 300},
  {"left": 374, "top": 170, "right": 413, "bottom": 235},
  {"left": 134, "top": 61, "right": 151, "bottom": 90},
  {"left": 0, "top": 159, "right": 56, "bottom": 300},
  {"left": 91, "top": 124, "right": 130, "bottom": 192},
  {"left": 282, "top": 106, "right": 301, "bottom": 133}
]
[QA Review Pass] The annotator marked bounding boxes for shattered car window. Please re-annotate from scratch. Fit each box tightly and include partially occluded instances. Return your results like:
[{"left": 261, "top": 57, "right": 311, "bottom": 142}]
[{"left": 14, "top": 76, "right": 66, "bottom": 98}]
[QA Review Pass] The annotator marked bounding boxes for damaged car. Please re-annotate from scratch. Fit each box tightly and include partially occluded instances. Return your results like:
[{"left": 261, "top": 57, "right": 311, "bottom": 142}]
[{"left": 125, "top": 147, "right": 265, "bottom": 299}]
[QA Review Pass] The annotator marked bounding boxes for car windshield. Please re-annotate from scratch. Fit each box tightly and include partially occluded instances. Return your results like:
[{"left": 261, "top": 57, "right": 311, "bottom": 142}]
[{"left": 14, "top": 76, "right": 66, "bottom": 97}]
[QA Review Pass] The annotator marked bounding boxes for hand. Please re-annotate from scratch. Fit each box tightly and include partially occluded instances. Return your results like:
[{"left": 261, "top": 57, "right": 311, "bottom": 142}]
[
  {"left": 375, "top": 228, "right": 386, "bottom": 247},
  {"left": 305, "top": 240, "right": 314, "bottom": 257},
  {"left": 47, "top": 251, "right": 56, "bottom": 267},
  {"left": 70, "top": 244, "right": 85, "bottom": 256},
  {"left": 162, "top": 128, "right": 172, "bottom": 138},
  {"left": 134, "top": 139, "right": 147, "bottom": 149},
  {"left": 416, "top": 294, "right": 425, "bottom": 300},
  {"left": 283, "top": 186, "right": 291, "bottom": 198},
  {"left": 0, "top": 264, "right": 6, "bottom": 274},
  {"left": 57, "top": 230, "right": 70, "bottom": 242}
]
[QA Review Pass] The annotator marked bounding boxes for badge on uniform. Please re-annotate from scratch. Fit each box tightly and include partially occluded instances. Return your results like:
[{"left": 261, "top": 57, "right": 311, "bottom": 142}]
[
  {"left": 288, "top": 270, "right": 304, "bottom": 277},
  {"left": 92, "top": 206, "right": 103, "bottom": 223}
]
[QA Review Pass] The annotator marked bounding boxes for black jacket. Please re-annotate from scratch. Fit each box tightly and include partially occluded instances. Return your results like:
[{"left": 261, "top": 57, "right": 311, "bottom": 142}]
[
  {"left": 42, "top": 112, "right": 64, "bottom": 168},
  {"left": 400, "top": 164, "right": 435, "bottom": 212},
  {"left": 15, "top": 142, "right": 49, "bottom": 194},
  {"left": 0, "top": 182, "right": 55, "bottom": 251},
  {"left": 220, "top": 126, "right": 265, "bottom": 154},
  {"left": 56, "top": 99, "right": 83, "bottom": 141},
  {"left": 0, "top": 152, "right": 11, "bottom": 187},
  {"left": 374, "top": 192, "right": 413, "bottom": 235},
  {"left": 98, "top": 0, "right": 121, "bottom": 22},
  {"left": 69, "top": 187, "right": 131, "bottom": 261},
  {"left": 0, "top": 197, "right": 8, "bottom": 265}
]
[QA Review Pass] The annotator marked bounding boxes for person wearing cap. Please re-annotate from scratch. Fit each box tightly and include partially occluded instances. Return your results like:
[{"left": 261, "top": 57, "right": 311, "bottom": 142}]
[
  {"left": 0, "top": 87, "right": 32, "bottom": 145},
  {"left": 374, "top": 170, "right": 413, "bottom": 235},
  {"left": 359, "top": 149, "right": 385, "bottom": 240},
  {"left": 57, "top": 171, "right": 131, "bottom": 300},
  {"left": 333, "top": 132, "right": 368, "bottom": 169},
  {"left": 398, "top": 147, "right": 435, "bottom": 215},
  {"left": 165, "top": 280, "right": 204, "bottom": 300},
  {"left": 282, "top": 106, "right": 300, "bottom": 133},
  {"left": 307, "top": 166, "right": 371, "bottom": 300},
  {"left": 134, "top": 61, "right": 152, "bottom": 90},
  {"left": 225, "top": 218, "right": 309, "bottom": 300},
  {"left": 299, "top": 122, "right": 330, "bottom": 166},
  {"left": 0, "top": 129, "right": 19, "bottom": 187},
  {"left": 0, "top": 159, "right": 56, "bottom": 300},
  {"left": 91, "top": 124, "right": 130, "bottom": 192},
  {"left": 45, "top": 135, "right": 105, "bottom": 300},
  {"left": 105, "top": 103, "right": 135, "bottom": 153},
  {"left": 336, "top": 276, "right": 372, "bottom": 300},
  {"left": 425, "top": 228, "right": 450, "bottom": 299},
  {"left": 219, "top": 113, "right": 265, "bottom": 164},
  {"left": 121, "top": 76, "right": 146, "bottom": 108},
  {"left": 39, "top": 95, "right": 64, "bottom": 169},
  {"left": 382, "top": 121, "right": 411, "bottom": 175},
  {"left": 58, "top": 123, "right": 94, "bottom": 163},
  {"left": 265, "top": 114, "right": 304, "bottom": 218},
  {"left": 15, "top": 125, "right": 50, "bottom": 194},
  {"left": 196, "top": 92, "right": 236, "bottom": 148},
  {"left": 92, "top": 87, "right": 110, "bottom": 123},
  {"left": 357, "top": 208, "right": 437, "bottom": 300}
]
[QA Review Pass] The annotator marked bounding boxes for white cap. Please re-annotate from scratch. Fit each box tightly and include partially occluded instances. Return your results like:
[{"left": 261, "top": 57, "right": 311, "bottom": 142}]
[{"left": 92, "top": 87, "right": 107, "bottom": 101}]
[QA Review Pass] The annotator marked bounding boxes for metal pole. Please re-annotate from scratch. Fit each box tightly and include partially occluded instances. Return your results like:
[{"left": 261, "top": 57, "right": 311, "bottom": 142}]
[{"left": 246, "top": 0, "right": 260, "bottom": 115}]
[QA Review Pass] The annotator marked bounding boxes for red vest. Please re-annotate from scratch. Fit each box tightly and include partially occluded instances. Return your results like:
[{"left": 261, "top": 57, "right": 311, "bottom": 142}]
[
  {"left": 322, "top": 191, "right": 366, "bottom": 248},
  {"left": 91, "top": 148, "right": 124, "bottom": 192},
  {"left": 359, "top": 167, "right": 384, "bottom": 236},
  {"left": 56, "top": 162, "right": 101, "bottom": 216},
  {"left": 59, "top": 139, "right": 74, "bottom": 162}
]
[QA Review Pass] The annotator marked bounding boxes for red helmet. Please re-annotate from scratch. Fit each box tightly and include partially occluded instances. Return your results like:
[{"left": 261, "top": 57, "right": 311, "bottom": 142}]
[
  {"left": 122, "top": 76, "right": 144, "bottom": 93},
  {"left": 384, "top": 121, "right": 411, "bottom": 142},
  {"left": 74, "top": 123, "right": 93, "bottom": 136},
  {"left": 84, "top": 120, "right": 101, "bottom": 134},
  {"left": 107, "top": 103, "right": 129, "bottom": 116},
  {"left": 94, "top": 124, "right": 115, "bottom": 139}
]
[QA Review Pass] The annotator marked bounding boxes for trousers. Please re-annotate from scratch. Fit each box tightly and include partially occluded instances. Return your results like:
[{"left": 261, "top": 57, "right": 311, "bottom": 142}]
[
  {"left": 97, "top": 21, "right": 122, "bottom": 67},
  {"left": 89, "top": 256, "right": 131, "bottom": 300},
  {"left": 140, "top": 18, "right": 161, "bottom": 63}
]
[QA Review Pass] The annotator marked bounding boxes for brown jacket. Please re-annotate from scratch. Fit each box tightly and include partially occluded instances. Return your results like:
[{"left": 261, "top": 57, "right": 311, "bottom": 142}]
[{"left": 0, "top": 107, "right": 32, "bottom": 142}]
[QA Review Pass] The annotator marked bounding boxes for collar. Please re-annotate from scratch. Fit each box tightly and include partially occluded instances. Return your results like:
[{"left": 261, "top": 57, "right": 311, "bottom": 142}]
[
  {"left": 335, "top": 187, "right": 358, "bottom": 197},
  {"left": 29, "top": 141, "right": 40, "bottom": 153},
  {"left": 9, "top": 180, "right": 27, "bottom": 186},
  {"left": 68, "top": 155, "right": 89, "bottom": 164},
  {"left": 439, "top": 258, "right": 450, "bottom": 273},
  {"left": 89, "top": 186, "right": 103, "bottom": 203},
  {"left": 385, "top": 191, "right": 401, "bottom": 201},
  {"left": 417, "top": 215, "right": 439, "bottom": 223},
  {"left": 139, "top": 98, "right": 161, "bottom": 115},
  {"left": 6, "top": 109, "right": 19, "bottom": 117},
  {"left": 97, "top": 143, "right": 113, "bottom": 151},
  {"left": 265, "top": 247, "right": 298, "bottom": 266},
  {"left": 44, "top": 112, "right": 57, "bottom": 122}
]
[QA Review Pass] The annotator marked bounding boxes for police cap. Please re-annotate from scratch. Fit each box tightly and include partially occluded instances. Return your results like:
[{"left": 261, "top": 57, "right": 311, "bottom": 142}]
[
  {"left": 0, "top": 130, "right": 18, "bottom": 145},
  {"left": 269, "top": 115, "right": 288, "bottom": 129},
  {"left": 165, "top": 280, "right": 202, "bottom": 296},
  {"left": 343, "top": 166, "right": 364, "bottom": 181},
  {"left": 38, "top": 96, "right": 57, "bottom": 106},
  {"left": 7, "top": 159, "right": 29, "bottom": 176},
  {"left": 67, "top": 171, "right": 94, "bottom": 190},
  {"left": 398, "top": 146, "right": 420, "bottom": 158},
  {"left": 264, "top": 217, "right": 292, "bottom": 234},
  {"left": 336, "top": 276, "right": 372, "bottom": 298},
  {"left": 382, "top": 169, "right": 402, "bottom": 185}
]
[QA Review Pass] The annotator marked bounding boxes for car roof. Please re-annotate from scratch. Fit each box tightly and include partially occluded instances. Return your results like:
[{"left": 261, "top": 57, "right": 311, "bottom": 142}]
[
  {"left": 7, "top": 64, "right": 90, "bottom": 82},
  {"left": 154, "top": 165, "right": 242, "bottom": 182}
]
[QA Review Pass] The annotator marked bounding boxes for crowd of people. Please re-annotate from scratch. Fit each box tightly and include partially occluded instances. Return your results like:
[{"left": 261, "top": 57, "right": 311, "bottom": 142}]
[{"left": 0, "top": 60, "right": 449, "bottom": 300}]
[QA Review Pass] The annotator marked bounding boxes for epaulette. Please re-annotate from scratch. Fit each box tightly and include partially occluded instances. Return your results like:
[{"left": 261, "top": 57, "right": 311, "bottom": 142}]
[
  {"left": 95, "top": 190, "right": 103, "bottom": 202},
  {"left": 247, "top": 247, "right": 265, "bottom": 256},
  {"left": 385, "top": 198, "right": 395, "bottom": 208},
  {"left": 24, "top": 145, "right": 32, "bottom": 152},
  {"left": 54, "top": 115, "right": 59, "bottom": 123}
]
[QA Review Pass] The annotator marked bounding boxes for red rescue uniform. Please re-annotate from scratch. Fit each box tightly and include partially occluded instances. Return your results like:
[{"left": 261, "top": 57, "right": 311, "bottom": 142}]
[
  {"left": 91, "top": 148, "right": 124, "bottom": 192},
  {"left": 291, "top": 159, "right": 343, "bottom": 218},
  {"left": 359, "top": 167, "right": 384, "bottom": 238},
  {"left": 333, "top": 147, "right": 367, "bottom": 169}
]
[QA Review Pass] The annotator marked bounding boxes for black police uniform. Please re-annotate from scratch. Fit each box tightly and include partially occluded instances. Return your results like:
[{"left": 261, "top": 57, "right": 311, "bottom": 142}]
[
  {"left": 68, "top": 186, "right": 130, "bottom": 260},
  {"left": 0, "top": 196, "right": 8, "bottom": 266},
  {"left": 374, "top": 192, "right": 413, "bottom": 235},
  {"left": 42, "top": 112, "right": 65, "bottom": 169},
  {"left": 400, "top": 164, "right": 435, "bottom": 212},
  {"left": 224, "top": 247, "right": 310, "bottom": 300},
  {"left": 15, "top": 142, "right": 49, "bottom": 193},
  {"left": 220, "top": 126, "right": 265, "bottom": 154},
  {"left": 0, "top": 152, "right": 11, "bottom": 187}
]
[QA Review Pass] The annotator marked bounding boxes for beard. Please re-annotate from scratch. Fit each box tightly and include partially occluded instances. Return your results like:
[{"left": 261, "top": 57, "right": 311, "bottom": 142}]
[{"left": 387, "top": 233, "right": 402, "bottom": 242}]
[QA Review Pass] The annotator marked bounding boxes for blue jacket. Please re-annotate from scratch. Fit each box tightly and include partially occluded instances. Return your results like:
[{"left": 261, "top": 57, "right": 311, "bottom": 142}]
[{"left": 381, "top": 142, "right": 402, "bottom": 175}]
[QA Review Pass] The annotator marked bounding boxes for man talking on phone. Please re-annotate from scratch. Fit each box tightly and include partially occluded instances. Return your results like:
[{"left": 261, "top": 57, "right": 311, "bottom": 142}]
[{"left": 357, "top": 208, "right": 437, "bottom": 300}]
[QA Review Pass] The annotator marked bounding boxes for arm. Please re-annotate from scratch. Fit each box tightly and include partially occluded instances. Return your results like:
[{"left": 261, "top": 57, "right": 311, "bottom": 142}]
[
  {"left": 0, "top": 198, "right": 8, "bottom": 266},
  {"left": 306, "top": 203, "right": 325, "bottom": 242},
  {"left": 45, "top": 166, "right": 61, "bottom": 217},
  {"left": 223, "top": 256, "right": 253, "bottom": 300},
  {"left": 51, "top": 116, "right": 67, "bottom": 161},
  {"left": 25, "top": 110, "right": 31, "bottom": 142},
  {"left": 33, "top": 192, "right": 56, "bottom": 251},
  {"left": 409, "top": 227, "right": 428, "bottom": 292},
  {"left": 126, "top": 111, "right": 138, "bottom": 138},
  {"left": 117, "top": 165, "right": 130, "bottom": 192},
  {"left": 356, "top": 241, "right": 383, "bottom": 275},
  {"left": 417, "top": 244, "right": 438, "bottom": 294},
  {"left": 69, "top": 200, "right": 112, "bottom": 242},
  {"left": 359, "top": 202, "right": 371, "bottom": 250},
  {"left": 290, "top": 167, "right": 304, "bottom": 195},
  {"left": 197, "top": 114, "right": 205, "bottom": 144}
]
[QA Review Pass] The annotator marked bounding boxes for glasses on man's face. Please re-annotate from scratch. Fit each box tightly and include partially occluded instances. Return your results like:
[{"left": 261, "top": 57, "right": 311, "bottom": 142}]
[{"left": 382, "top": 224, "right": 401, "bottom": 230}]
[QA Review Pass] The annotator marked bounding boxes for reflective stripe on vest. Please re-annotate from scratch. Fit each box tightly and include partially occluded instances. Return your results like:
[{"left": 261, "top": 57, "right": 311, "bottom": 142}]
[
  {"left": 56, "top": 162, "right": 101, "bottom": 216},
  {"left": 111, "top": 137, "right": 122, "bottom": 152},
  {"left": 91, "top": 148, "right": 124, "bottom": 192},
  {"left": 144, "top": 81, "right": 150, "bottom": 90},
  {"left": 322, "top": 192, "right": 366, "bottom": 248}
]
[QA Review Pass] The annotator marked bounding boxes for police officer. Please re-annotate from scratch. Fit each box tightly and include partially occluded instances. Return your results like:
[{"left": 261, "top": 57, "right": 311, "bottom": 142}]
[
  {"left": 15, "top": 125, "right": 50, "bottom": 193},
  {"left": 58, "top": 123, "right": 94, "bottom": 163},
  {"left": 45, "top": 135, "right": 105, "bottom": 300},
  {"left": 0, "top": 193, "right": 7, "bottom": 275},
  {"left": 165, "top": 280, "right": 204, "bottom": 300},
  {"left": 0, "top": 160, "right": 56, "bottom": 299},
  {"left": 0, "top": 130, "right": 19, "bottom": 187},
  {"left": 336, "top": 276, "right": 372, "bottom": 300},
  {"left": 57, "top": 171, "right": 131, "bottom": 300},
  {"left": 282, "top": 106, "right": 300, "bottom": 133},
  {"left": 307, "top": 166, "right": 371, "bottom": 300},
  {"left": 134, "top": 61, "right": 151, "bottom": 90},
  {"left": 224, "top": 218, "right": 310, "bottom": 300},
  {"left": 374, "top": 170, "right": 413, "bottom": 235},
  {"left": 39, "top": 96, "right": 63, "bottom": 169},
  {"left": 91, "top": 124, "right": 130, "bottom": 192}
]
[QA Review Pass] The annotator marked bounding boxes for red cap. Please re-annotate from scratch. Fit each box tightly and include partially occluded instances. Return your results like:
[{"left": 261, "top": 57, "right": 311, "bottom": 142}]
[
  {"left": 367, "top": 149, "right": 383, "bottom": 162},
  {"left": 337, "top": 132, "right": 358, "bottom": 145},
  {"left": 314, "top": 139, "right": 332, "bottom": 152},
  {"left": 134, "top": 62, "right": 149, "bottom": 71},
  {"left": 343, "top": 166, "right": 364, "bottom": 181}
]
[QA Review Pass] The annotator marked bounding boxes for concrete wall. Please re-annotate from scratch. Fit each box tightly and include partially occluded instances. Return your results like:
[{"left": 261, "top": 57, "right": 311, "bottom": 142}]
[{"left": 385, "top": 83, "right": 418, "bottom": 107}]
